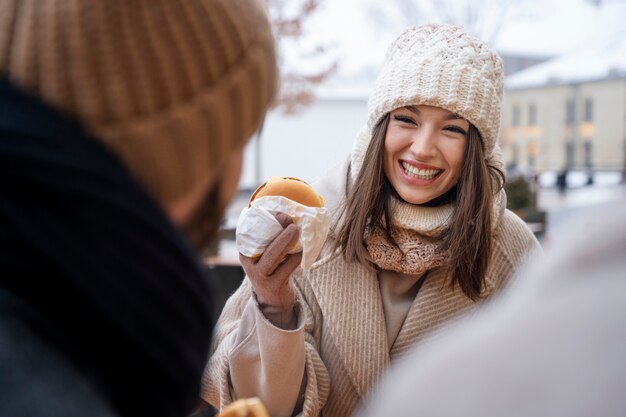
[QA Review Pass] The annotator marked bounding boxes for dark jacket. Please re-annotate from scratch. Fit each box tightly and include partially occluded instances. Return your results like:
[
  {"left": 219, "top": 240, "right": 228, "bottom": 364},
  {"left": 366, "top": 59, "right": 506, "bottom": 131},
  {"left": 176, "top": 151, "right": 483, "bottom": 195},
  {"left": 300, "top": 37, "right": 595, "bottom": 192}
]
[{"left": 0, "top": 79, "right": 215, "bottom": 417}]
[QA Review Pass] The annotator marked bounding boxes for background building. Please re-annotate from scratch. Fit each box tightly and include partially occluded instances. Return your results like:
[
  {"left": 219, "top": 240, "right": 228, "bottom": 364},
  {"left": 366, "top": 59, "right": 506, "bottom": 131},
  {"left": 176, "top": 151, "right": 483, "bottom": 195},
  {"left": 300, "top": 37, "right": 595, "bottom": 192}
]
[
  {"left": 501, "top": 35, "right": 626, "bottom": 181},
  {"left": 500, "top": 52, "right": 552, "bottom": 76}
]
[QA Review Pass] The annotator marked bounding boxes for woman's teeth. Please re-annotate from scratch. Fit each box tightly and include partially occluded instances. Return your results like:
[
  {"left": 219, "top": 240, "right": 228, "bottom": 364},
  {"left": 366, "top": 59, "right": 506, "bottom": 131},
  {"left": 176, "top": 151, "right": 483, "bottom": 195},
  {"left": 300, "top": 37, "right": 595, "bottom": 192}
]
[{"left": 401, "top": 162, "right": 441, "bottom": 180}]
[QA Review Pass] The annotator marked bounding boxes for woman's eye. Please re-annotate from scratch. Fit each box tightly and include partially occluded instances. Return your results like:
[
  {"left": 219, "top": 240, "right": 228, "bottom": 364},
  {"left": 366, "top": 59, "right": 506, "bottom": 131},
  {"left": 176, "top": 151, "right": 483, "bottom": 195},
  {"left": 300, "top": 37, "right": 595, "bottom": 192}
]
[
  {"left": 444, "top": 126, "right": 467, "bottom": 135},
  {"left": 393, "top": 115, "right": 416, "bottom": 124}
]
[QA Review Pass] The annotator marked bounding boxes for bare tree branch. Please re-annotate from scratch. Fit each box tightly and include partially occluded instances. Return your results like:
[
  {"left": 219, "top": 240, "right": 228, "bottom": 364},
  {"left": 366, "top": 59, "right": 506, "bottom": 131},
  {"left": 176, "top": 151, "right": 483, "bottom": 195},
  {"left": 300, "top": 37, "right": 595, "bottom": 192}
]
[{"left": 266, "top": 0, "right": 338, "bottom": 114}]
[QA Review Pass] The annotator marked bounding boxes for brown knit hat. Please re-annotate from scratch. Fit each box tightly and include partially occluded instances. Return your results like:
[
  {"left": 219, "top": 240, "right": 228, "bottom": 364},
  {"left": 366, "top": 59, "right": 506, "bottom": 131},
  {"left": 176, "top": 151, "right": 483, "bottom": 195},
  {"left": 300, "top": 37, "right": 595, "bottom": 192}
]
[{"left": 0, "top": 0, "right": 278, "bottom": 205}]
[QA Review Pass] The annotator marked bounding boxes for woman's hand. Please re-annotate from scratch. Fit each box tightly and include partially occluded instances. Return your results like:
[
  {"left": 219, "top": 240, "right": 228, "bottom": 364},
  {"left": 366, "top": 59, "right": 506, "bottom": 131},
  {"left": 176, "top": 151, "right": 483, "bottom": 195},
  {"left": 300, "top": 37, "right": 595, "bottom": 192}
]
[{"left": 239, "top": 213, "right": 302, "bottom": 329}]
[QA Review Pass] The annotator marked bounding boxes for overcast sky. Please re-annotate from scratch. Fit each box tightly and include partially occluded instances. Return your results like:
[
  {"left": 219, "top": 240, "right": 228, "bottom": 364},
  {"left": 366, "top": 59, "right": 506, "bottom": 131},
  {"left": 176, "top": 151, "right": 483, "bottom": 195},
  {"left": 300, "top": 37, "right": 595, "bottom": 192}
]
[{"left": 291, "top": 0, "right": 626, "bottom": 83}]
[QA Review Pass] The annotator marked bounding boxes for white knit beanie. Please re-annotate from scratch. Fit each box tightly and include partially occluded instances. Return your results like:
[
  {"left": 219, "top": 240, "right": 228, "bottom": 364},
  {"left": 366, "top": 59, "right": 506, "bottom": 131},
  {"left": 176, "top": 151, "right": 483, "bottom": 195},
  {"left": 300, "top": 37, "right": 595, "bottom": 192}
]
[{"left": 352, "top": 24, "right": 504, "bottom": 179}]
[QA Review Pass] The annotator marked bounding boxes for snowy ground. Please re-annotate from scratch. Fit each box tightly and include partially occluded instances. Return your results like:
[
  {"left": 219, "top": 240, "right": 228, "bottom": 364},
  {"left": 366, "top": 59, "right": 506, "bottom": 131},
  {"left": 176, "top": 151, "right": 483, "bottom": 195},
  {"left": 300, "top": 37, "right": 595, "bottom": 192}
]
[{"left": 537, "top": 183, "right": 626, "bottom": 213}]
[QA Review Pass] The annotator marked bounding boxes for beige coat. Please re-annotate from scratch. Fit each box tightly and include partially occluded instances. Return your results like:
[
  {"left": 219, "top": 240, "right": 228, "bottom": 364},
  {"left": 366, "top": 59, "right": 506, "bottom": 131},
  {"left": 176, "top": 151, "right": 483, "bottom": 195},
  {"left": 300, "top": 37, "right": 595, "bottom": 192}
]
[{"left": 201, "top": 160, "right": 541, "bottom": 417}]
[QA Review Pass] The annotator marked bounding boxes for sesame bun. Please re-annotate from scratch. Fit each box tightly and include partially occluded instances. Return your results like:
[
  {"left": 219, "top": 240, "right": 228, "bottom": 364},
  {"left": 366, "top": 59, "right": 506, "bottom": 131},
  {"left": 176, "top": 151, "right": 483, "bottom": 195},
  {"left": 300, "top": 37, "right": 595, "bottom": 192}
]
[
  {"left": 217, "top": 398, "right": 269, "bottom": 417},
  {"left": 249, "top": 177, "right": 325, "bottom": 207}
]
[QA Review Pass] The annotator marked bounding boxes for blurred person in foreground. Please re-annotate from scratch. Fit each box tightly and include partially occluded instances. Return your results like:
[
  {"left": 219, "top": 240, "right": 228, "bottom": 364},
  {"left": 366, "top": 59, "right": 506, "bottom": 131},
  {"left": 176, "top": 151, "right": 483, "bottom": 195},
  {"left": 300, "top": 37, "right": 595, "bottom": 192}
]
[
  {"left": 201, "top": 24, "right": 541, "bottom": 417},
  {"left": 358, "top": 197, "right": 626, "bottom": 417},
  {"left": 0, "top": 1, "right": 276, "bottom": 417}
]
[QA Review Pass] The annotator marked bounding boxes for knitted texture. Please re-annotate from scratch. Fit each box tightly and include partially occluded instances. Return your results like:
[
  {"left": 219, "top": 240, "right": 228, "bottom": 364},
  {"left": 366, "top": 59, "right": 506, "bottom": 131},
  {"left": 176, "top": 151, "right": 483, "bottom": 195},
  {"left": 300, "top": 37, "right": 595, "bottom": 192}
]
[
  {"left": 365, "top": 188, "right": 504, "bottom": 276},
  {"left": 365, "top": 187, "right": 506, "bottom": 276},
  {"left": 366, "top": 226, "right": 448, "bottom": 276},
  {"left": 365, "top": 196, "right": 454, "bottom": 276},
  {"left": 352, "top": 24, "right": 504, "bottom": 180},
  {"left": 0, "top": 0, "right": 277, "bottom": 205}
]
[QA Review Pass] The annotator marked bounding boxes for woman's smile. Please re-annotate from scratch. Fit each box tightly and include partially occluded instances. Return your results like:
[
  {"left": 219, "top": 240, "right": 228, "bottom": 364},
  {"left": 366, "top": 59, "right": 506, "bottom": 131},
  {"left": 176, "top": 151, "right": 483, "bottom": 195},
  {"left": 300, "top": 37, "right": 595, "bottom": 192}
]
[{"left": 400, "top": 161, "right": 443, "bottom": 182}]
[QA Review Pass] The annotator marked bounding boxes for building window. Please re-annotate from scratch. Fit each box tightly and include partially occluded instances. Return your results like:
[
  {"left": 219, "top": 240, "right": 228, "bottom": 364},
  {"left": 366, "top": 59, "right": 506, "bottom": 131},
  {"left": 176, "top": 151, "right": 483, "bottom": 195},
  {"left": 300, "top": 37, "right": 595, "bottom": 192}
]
[
  {"left": 512, "top": 143, "right": 519, "bottom": 166},
  {"left": 527, "top": 141, "right": 537, "bottom": 168},
  {"left": 566, "top": 99, "right": 576, "bottom": 124},
  {"left": 528, "top": 103, "right": 537, "bottom": 125},
  {"left": 584, "top": 141, "right": 593, "bottom": 167},
  {"left": 584, "top": 99, "right": 593, "bottom": 122},
  {"left": 566, "top": 140, "right": 575, "bottom": 168},
  {"left": 512, "top": 105, "right": 521, "bottom": 127},
  {"left": 565, "top": 98, "right": 576, "bottom": 124}
]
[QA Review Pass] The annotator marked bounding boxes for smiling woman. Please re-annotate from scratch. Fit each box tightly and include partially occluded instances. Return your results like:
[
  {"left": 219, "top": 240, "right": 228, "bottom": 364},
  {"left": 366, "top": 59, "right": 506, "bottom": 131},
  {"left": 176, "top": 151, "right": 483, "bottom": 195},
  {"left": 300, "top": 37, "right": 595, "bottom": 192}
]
[
  {"left": 202, "top": 24, "right": 542, "bottom": 417},
  {"left": 340, "top": 96, "right": 505, "bottom": 299}
]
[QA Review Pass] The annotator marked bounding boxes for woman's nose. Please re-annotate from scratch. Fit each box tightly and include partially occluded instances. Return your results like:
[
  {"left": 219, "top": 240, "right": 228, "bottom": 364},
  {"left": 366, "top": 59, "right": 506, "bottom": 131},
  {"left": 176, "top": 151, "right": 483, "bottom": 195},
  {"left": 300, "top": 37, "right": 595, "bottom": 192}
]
[{"left": 409, "top": 127, "right": 437, "bottom": 159}]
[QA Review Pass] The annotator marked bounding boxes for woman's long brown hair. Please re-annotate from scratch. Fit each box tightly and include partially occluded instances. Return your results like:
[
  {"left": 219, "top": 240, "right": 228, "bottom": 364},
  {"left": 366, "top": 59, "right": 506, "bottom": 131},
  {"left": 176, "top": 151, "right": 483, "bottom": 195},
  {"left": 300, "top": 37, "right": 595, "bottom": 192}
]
[{"left": 335, "top": 113, "right": 504, "bottom": 300}]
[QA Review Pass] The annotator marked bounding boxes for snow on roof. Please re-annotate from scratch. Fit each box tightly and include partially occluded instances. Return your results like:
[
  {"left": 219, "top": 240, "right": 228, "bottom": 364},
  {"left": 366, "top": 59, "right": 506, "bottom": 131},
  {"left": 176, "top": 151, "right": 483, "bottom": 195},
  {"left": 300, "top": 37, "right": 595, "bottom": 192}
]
[{"left": 505, "top": 31, "right": 626, "bottom": 90}]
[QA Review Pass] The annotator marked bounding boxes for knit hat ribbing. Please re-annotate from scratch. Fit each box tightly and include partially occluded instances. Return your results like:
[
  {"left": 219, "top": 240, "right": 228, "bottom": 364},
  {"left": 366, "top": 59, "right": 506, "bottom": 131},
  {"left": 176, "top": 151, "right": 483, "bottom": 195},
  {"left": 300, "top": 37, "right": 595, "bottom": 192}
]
[
  {"left": 0, "top": 0, "right": 277, "bottom": 205},
  {"left": 352, "top": 24, "right": 504, "bottom": 179}
]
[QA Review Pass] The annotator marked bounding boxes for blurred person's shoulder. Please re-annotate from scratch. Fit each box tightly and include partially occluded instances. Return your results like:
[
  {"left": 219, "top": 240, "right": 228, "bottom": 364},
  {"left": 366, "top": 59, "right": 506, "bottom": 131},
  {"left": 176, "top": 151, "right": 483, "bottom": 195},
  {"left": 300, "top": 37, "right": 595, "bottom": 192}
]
[
  {"left": 536, "top": 197, "right": 626, "bottom": 290},
  {"left": 0, "top": 306, "right": 118, "bottom": 417}
]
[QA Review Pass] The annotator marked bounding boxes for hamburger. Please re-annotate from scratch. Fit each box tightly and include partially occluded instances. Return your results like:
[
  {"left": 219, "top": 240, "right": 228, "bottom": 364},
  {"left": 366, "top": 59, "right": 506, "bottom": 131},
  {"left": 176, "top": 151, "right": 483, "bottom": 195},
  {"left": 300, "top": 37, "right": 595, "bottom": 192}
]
[
  {"left": 237, "top": 176, "right": 328, "bottom": 264},
  {"left": 249, "top": 177, "right": 324, "bottom": 208},
  {"left": 217, "top": 397, "right": 269, "bottom": 417}
]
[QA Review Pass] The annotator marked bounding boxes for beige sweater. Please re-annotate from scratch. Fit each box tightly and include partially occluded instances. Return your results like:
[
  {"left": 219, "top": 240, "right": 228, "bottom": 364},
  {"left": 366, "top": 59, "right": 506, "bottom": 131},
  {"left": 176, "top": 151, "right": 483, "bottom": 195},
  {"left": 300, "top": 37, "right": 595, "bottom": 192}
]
[{"left": 201, "top": 160, "right": 541, "bottom": 417}]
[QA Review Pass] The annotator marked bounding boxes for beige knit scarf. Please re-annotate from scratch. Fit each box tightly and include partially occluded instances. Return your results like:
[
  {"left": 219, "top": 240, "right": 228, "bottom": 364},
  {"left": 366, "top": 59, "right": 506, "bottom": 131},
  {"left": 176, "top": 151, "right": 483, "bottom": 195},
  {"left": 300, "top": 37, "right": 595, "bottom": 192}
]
[
  {"left": 365, "top": 197, "right": 453, "bottom": 276},
  {"left": 366, "top": 191, "right": 506, "bottom": 276},
  {"left": 366, "top": 225, "right": 448, "bottom": 276}
]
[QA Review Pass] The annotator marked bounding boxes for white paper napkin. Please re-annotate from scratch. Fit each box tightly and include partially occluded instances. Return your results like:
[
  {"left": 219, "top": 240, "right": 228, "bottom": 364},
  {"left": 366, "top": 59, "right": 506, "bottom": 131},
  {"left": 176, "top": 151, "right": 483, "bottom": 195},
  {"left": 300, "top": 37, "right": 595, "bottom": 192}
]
[{"left": 235, "top": 195, "right": 331, "bottom": 271}]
